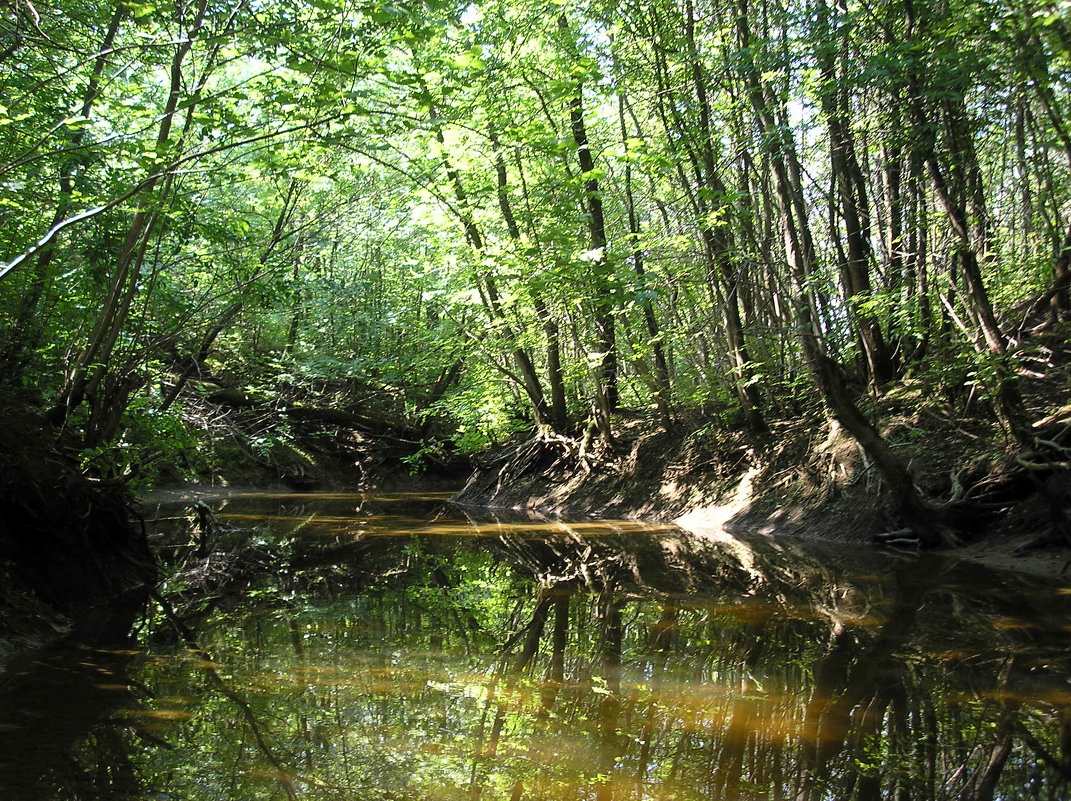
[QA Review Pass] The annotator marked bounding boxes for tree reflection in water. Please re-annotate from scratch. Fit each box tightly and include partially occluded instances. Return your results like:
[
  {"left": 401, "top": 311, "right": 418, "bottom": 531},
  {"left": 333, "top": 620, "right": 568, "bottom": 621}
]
[{"left": 2, "top": 492, "right": 1070, "bottom": 801}]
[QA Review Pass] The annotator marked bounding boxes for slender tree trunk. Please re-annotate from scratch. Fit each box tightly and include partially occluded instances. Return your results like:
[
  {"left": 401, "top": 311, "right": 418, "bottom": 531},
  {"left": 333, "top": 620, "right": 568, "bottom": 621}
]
[
  {"left": 560, "top": 13, "right": 618, "bottom": 426},
  {"left": 737, "top": 0, "right": 949, "bottom": 543},
  {"left": 901, "top": 0, "right": 1032, "bottom": 446},
  {"left": 684, "top": 0, "right": 768, "bottom": 431},
  {"left": 616, "top": 95, "right": 674, "bottom": 430},
  {"left": 283, "top": 235, "right": 304, "bottom": 357},
  {"left": 490, "top": 125, "right": 568, "bottom": 433},
  {"left": 430, "top": 118, "right": 553, "bottom": 428},
  {"left": 1, "top": 7, "right": 126, "bottom": 378},
  {"left": 816, "top": 0, "right": 895, "bottom": 386},
  {"left": 646, "top": 16, "right": 767, "bottom": 431},
  {"left": 1018, "top": 22, "right": 1071, "bottom": 319},
  {"left": 48, "top": 0, "right": 210, "bottom": 432},
  {"left": 514, "top": 151, "right": 570, "bottom": 430},
  {"left": 904, "top": 148, "right": 932, "bottom": 361}
]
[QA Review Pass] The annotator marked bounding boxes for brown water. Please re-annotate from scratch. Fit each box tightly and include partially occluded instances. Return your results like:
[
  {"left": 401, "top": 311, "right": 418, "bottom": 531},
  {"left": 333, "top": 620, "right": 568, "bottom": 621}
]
[{"left": 2, "top": 491, "right": 1071, "bottom": 800}]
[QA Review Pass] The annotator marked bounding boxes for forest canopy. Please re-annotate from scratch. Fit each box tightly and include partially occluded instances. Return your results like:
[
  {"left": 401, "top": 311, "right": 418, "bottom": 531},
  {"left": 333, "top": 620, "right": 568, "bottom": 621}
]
[{"left": 1, "top": 0, "right": 1069, "bottom": 489}]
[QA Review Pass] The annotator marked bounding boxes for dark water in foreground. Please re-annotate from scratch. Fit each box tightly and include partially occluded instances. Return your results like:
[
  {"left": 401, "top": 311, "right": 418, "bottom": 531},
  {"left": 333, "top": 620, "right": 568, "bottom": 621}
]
[{"left": 2, "top": 492, "right": 1071, "bottom": 800}]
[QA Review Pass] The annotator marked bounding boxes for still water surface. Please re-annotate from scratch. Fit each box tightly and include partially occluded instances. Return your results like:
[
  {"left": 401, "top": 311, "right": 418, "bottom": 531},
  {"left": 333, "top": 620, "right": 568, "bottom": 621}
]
[{"left": 2, "top": 491, "right": 1071, "bottom": 800}]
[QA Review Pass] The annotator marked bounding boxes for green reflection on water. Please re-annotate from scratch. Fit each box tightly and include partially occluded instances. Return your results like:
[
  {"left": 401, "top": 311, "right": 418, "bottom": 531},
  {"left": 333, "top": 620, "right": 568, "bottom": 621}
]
[{"left": 3, "top": 492, "right": 1071, "bottom": 801}]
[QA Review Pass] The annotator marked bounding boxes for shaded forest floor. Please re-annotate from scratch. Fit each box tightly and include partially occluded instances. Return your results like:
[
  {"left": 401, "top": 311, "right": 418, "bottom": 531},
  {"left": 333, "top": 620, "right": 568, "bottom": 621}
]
[{"left": 144, "top": 379, "right": 468, "bottom": 493}]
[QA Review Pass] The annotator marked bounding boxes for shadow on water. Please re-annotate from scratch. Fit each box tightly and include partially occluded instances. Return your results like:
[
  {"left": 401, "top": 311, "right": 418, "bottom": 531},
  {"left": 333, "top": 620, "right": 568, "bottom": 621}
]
[
  {"left": 0, "top": 592, "right": 149, "bottom": 800},
  {"left": 3, "top": 491, "right": 1071, "bottom": 800}
]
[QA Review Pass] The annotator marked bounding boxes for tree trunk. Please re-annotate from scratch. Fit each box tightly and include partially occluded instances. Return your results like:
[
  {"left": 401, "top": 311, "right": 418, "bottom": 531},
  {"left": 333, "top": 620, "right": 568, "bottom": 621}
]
[
  {"left": 816, "top": 0, "right": 895, "bottom": 386},
  {"left": 48, "top": 0, "right": 210, "bottom": 433},
  {"left": 560, "top": 13, "right": 618, "bottom": 425},
  {"left": 514, "top": 150, "right": 571, "bottom": 430},
  {"left": 617, "top": 94, "right": 674, "bottom": 431},
  {"left": 1018, "top": 21, "right": 1071, "bottom": 319},
  {"left": 901, "top": 0, "right": 1031, "bottom": 446},
  {"left": 737, "top": 0, "right": 949, "bottom": 543},
  {"left": 491, "top": 124, "right": 569, "bottom": 433},
  {"left": 429, "top": 116, "right": 553, "bottom": 428},
  {"left": 645, "top": 15, "right": 767, "bottom": 432},
  {"left": 683, "top": 0, "right": 768, "bottom": 431},
  {"left": 1, "top": 7, "right": 126, "bottom": 379}
]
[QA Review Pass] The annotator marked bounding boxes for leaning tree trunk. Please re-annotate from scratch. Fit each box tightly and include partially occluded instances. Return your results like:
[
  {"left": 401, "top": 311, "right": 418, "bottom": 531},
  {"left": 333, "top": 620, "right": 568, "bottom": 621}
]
[
  {"left": 49, "top": 0, "right": 211, "bottom": 433},
  {"left": 901, "top": 0, "right": 1032, "bottom": 447},
  {"left": 737, "top": 0, "right": 952, "bottom": 545},
  {"left": 1, "top": 7, "right": 126, "bottom": 379},
  {"left": 427, "top": 112, "right": 554, "bottom": 429}
]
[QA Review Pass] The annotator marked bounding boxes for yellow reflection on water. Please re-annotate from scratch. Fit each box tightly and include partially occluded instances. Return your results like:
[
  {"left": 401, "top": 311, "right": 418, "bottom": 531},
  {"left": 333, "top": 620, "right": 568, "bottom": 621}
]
[
  {"left": 92, "top": 648, "right": 143, "bottom": 656},
  {"left": 403, "top": 520, "right": 682, "bottom": 538},
  {"left": 989, "top": 616, "right": 1037, "bottom": 630},
  {"left": 127, "top": 709, "right": 195, "bottom": 721},
  {"left": 213, "top": 513, "right": 682, "bottom": 540},
  {"left": 197, "top": 491, "right": 456, "bottom": 503}
]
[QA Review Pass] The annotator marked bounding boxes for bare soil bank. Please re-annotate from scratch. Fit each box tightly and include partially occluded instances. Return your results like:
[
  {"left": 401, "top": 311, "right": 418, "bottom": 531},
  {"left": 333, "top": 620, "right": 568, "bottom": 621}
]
[{"left": 453, "top": 391, "right": 1071, "bottom": 578}]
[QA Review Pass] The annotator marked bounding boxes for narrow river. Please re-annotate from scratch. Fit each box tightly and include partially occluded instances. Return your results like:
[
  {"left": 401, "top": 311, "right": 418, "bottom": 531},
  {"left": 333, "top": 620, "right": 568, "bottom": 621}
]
[{"left": 2, "top": 491, "right": 1070, "bottom": 800}]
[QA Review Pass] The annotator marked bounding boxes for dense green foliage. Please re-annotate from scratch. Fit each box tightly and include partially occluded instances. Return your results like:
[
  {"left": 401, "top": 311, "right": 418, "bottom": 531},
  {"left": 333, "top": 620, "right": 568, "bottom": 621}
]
[{"left": 1, "top": 0, "right": 1068, "bottom": 476}]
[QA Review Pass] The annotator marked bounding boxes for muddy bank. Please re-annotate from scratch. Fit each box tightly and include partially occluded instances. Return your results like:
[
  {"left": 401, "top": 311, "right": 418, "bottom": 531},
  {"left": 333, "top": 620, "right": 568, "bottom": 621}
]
[{"left": 453, "top": 399, "right": 1071, "bottom": 577}]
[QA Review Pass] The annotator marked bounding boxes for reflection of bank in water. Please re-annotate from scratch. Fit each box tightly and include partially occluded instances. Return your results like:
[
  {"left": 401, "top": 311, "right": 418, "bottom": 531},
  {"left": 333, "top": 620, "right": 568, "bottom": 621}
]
[{"left": 4, "top": 492, "right": 1071, "bottom": 801}]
